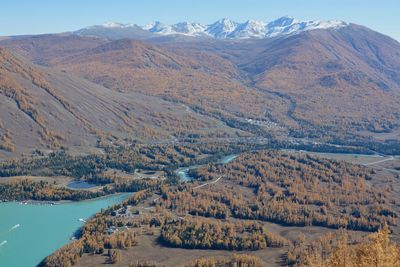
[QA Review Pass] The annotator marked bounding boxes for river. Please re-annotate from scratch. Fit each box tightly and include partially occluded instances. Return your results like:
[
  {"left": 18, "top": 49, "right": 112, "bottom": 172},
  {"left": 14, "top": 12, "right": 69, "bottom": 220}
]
[
  {"left": 0, "top": 193, "right": 130, "bottom": 267},
  {"left": 176, "top": 154, "right": 238, "bottom": 181}
]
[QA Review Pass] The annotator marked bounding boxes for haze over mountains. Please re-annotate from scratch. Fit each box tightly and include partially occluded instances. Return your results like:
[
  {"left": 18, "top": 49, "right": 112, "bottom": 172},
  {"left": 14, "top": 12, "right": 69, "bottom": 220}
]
[{"left": 1, "top": 17, "right": 400, "bottom": 156}]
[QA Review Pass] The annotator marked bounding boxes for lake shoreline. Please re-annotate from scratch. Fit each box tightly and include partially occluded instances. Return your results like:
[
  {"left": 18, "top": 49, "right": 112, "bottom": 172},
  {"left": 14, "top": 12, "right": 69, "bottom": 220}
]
[
  {"left": 0, "top": 193, "right": 131, "bottom": 267},
  {"left": 0, "top": 192, "right": 133, "bottom": 206}
]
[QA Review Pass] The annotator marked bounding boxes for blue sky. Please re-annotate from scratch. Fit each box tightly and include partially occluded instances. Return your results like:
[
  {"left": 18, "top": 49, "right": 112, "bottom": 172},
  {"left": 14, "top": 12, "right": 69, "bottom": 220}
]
[{"left": 1, "top": 0, "right": 399, "bottom": 40}]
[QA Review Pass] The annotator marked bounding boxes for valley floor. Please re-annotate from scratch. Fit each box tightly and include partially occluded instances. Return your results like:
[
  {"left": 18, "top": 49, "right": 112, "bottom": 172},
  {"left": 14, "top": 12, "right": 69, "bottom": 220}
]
[{"left": 1, "top": 144, "right": 399, "bottom": 267}]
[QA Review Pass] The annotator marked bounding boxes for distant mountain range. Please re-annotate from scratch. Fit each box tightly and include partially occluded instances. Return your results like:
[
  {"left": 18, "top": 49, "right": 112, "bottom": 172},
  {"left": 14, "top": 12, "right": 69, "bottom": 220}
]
[
  {"left": 1, "top": 17, "right": 400, "bottom": 156},
  {"left": 74, "top": 16, "right": 348, "bottom": 39}
]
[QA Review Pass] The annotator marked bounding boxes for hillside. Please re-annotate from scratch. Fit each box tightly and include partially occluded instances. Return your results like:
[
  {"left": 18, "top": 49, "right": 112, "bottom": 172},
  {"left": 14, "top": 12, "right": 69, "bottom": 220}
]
[
  {"left": 0, "top": 47, "right": 239, "bottom": 157},
  {"left": 2, "top": 5, "right": 400, "bottom": 267},
  {"left": 160, "top": 24, "right": 400, "bottom": 142},
  {"left": 241, "top": 25, "right": 400, "bottom": 135},
  {"left": 1, "top": 23, "right": 400, "bottom": 153},
  {"left": 0, "top": 34, "right": 108, "bottom": 65},
  {"left": 10, "top": 38, "right": 290, "bottom": 136}
]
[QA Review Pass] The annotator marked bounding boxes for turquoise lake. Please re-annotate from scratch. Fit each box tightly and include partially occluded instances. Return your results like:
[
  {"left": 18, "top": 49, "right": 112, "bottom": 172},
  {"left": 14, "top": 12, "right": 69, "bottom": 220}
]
[{"left": 0, "top": 193, "right": 130, "bottom": 267}]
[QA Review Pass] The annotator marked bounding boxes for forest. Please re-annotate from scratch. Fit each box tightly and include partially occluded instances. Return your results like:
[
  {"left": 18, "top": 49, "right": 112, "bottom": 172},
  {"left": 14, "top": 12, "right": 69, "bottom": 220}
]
[
  {"left": 187, "top": 254, "right": 265, "bottom": 267},
  {"left": 0, "top": 177, "right": 161, "bottom": 201},
  {"left": 287, "top": 226, "right": 400, "bottom": 266},
  {"left": 0, "top": 142, "right": 257, "bottom": 178},
  {"left": 40, "top": 178, "right": 400, "bottom": 266},
  {"left": 160, "top": 218, "right": 288, "bottom": 250},
  {"left": 178, "top": 150, "right": 398, "bottom": 232},
  {"left": 3, "top": 146, "right": 399, "bottom": 266},
  {"left": 0, "top": 179, "right": 105, "bottom": 201},
  {"left": 0, "top": 142, "right": 254, "bottom": 201}
]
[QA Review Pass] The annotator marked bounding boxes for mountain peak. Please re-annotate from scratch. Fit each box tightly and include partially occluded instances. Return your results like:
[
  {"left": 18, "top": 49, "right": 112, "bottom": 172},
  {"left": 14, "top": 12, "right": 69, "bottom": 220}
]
[
  {"left": 171, "top": 22, "right": 207, "bottom": 36},
  {"left": 206, "top": 18, "right": 238, "bottom": 38},
  {"left": 230, "top": 20, "right": 267, "bottom": 39},
  {"left": 267, "top": 16, "right": 296, "bottom": 27},
  {"left": 101, "top": 22, "right": 134, "bottom": 28},
  {"left": 143, "top": 21, "right": 168, "bottom": 32},
  {"left": 219, "top": 18, "right": 233, "bottom": 23},
  {"left": 75, "top": 17, "right": 349, "bottom": 40}
]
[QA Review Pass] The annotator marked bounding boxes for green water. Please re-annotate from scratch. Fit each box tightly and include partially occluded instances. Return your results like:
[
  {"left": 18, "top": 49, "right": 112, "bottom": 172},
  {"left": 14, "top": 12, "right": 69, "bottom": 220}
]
[
  {"left": 176, "top": 154, "right": 238, "bottom": 181},
  {"left": 0, "top": 193, "right": 130, "bottom": 267}
]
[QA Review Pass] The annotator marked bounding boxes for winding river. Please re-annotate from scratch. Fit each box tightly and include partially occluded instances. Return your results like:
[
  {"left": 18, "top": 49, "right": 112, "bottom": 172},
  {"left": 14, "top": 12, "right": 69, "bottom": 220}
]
[{"left": 176, "top": 154, "right": 238, "bottom": 181}]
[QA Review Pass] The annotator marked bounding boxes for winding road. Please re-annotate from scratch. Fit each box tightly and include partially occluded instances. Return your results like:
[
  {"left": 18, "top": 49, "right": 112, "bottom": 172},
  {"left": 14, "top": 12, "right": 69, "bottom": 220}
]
[
  {"left": 363, "top": 156, "right": 394, "bottom": 166},
  {"left": 193, "top": 176, "right": 223, "bottom": 190}
]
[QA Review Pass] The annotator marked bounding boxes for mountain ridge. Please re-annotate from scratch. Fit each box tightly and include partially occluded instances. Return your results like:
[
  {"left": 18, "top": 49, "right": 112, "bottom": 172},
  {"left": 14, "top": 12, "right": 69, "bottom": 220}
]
[
  {"left": 1, "top": 22, "right": 400, "bottom": 156},
  {"left": 74, "top": 16, "right": 348, "bottom": 40}
]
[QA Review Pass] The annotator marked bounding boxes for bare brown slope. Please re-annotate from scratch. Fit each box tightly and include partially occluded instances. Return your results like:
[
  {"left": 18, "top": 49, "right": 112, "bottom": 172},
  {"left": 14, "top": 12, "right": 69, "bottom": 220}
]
[
  {"left": 47, "top": 39, "right": 288, "bottom": 128},
  {"left": 239, "top": 25, "right": 400, "bottom": 135},
  {"left": 0, "top": 34, "right": 108, "bottom": 66},
  {"left": 3, "top": 25, "right": 400, "bottom": 143},
  {"left": 0, "top": 48, "right": 240, "bottom": 157},
  {"left": 155, "top": 25, "right": 400, "bottom": 140}
]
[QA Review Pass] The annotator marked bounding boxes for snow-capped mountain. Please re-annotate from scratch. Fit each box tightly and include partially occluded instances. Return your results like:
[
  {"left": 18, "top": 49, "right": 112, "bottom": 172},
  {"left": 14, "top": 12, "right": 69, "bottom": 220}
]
[
  {"left": 229, "top": 20, "right": 268, "bottom": 39},
  {"left": 74, "top": 22, "right": 153, "bottom": 39},
  {"left": 204, "top": 18, "right": 239, "bottom": 39},
  {"left": 264, "top": 17, "right": 347, "bottom": 37},
  {"left": 99, "top": 22, "right": 134, "bottom": 28},
  {"left": 75, "top": 22, "right": 134, "bottom": 33},
  {"left": 145, "top": 21, "right": 207, "bottom": 36},
  {"left": 143, "top": 21, "right": 170, "bottom": 33},
  {"left": 75, "top": 17, "right": 348, "bottom": 40}
]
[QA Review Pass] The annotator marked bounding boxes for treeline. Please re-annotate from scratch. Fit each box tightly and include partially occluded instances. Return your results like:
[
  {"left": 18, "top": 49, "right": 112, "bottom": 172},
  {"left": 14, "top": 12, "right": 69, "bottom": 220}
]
[
  {"left": 131, "top": 252, "right": 263, "bottom": 267},
  {"left": 160, "top": 218, "right": 288, "bottom": 250},
  {"left": 274, "top": 141, "right": 374, "bottom": 155},
  {"left": 188, "top": 254, "right": 265, "bottom": 267},
  {"left": 0, "top": 142, "right": 259, "bottom": 201},
  {"left": 0, "top": 177, "right": 161, "bottom": 201},
  {"left": 0, "top": 142, "right": 255, "bottom": 178},
  {"left": 287, "top": 226, "right": 400, "bottom": 266},
  {"left": 0, "top": 179, "right": 105, "bottom": 201},
  {"left": 40, "top": 229, "right": 137, "bottom": 267},
  {"left": 179, "top": 150, "right": 397, "bottom": 232},
  {"left": 329, "top": 137, "right": 400, "bottom": 155}
]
